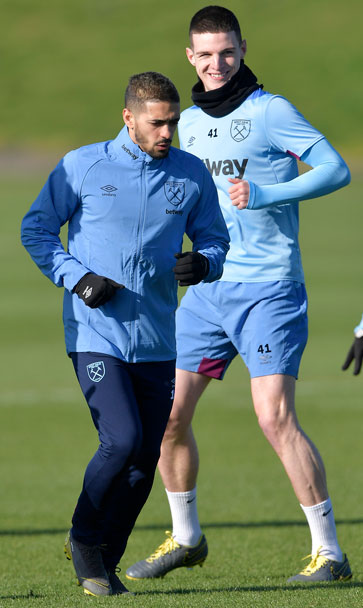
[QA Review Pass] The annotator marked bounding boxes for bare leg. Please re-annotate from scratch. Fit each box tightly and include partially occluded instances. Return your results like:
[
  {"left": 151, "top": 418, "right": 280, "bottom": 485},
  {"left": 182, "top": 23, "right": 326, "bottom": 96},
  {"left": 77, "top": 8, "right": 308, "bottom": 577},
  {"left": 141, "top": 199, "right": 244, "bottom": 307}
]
[
  {"left": 251, "top": 374, "right": 328, "bottom": 506},
  {"left": 125, "top": 372, "right": 347, "bottom": 580},
  {"left": 251, "top": 374, "right": 345, "bottom": 564},
  {"left": 158, "top": 368, "right": 211, "bottom": 491}
]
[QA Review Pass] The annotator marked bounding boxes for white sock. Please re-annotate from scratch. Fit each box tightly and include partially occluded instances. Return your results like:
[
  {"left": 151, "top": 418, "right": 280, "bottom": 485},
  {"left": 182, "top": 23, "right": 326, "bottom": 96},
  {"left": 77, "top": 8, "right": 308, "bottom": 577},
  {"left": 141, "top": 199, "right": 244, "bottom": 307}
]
[
  {"left": 300, "top": 498, "right": 343, "bottom": 562},
  {"left": 165, "top": 487, "right": 202, "bottom": 546}
]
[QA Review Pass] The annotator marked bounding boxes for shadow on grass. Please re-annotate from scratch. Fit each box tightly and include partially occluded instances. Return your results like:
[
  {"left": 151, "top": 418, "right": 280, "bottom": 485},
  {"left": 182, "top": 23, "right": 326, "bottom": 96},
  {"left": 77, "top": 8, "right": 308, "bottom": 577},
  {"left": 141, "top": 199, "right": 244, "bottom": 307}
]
[
  {"left": 0, "top": 527, "right": 69, "bottom": 536},
  {"left": 1, "top": 518, "right": 363, "bottom": 536},
  {"left": 133, "top": 517, "right": 363, "bottom": 530},
  {"left": 132, "top": 581, "right": 363, "bottom": 595},
  {"left": 0, "top": 591, "right": 44, "bottom": 600},
  {"left": 0, "top": 582, "right": 361, "bottom": 601},
  {"left": 0, "top": 583, "right": 362, "bottom": 600}
]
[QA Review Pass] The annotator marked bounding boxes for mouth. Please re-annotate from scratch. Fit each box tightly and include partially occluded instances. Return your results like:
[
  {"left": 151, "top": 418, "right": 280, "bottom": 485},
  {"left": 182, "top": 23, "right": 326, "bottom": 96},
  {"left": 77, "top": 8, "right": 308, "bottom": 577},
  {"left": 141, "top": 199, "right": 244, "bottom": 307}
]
[
  {"left": 156, "top": 140, "right": 171, "bottom": 149},
  {"left": 208, "top": 71, "right": 229, "bottom": 81},
  {"left": 152, "top": 141, "right": 171, "bottom": 157}
]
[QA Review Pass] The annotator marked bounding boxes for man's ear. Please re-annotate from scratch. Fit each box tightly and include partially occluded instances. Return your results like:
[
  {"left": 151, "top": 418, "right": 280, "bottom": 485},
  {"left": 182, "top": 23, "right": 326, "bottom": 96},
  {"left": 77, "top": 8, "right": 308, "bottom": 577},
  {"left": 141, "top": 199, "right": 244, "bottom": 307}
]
[
  {"left": 123, "top": 107, "right": 134, "bottom": 129},
  {"left": 186, "top": 47, "right": 196, "bottom": 66}
]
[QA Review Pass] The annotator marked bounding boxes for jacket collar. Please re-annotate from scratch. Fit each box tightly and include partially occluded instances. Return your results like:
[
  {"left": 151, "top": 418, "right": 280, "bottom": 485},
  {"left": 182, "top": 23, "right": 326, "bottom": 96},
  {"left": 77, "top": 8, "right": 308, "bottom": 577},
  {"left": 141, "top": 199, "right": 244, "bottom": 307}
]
[{"left": 108, "top": 125, "right": 155, "bottom": 164}]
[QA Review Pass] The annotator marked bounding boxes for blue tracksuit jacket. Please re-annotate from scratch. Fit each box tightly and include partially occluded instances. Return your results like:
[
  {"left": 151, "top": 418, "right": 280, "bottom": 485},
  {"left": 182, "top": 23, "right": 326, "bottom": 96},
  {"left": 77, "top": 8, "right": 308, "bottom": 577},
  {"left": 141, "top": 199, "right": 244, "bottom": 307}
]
[{"left": 21, "top": 126, "right": 230, "bottom": 362}]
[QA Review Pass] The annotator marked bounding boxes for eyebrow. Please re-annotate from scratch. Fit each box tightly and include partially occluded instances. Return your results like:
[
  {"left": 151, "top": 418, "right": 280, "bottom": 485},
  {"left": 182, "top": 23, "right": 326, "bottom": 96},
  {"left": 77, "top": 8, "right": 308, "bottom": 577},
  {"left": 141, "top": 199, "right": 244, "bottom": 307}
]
[
  {"left": 195, "top": 46, "right": 237, "bottom": 56},
  {"left": 149, "top": 117, "right": 180, "bottom": 124}
]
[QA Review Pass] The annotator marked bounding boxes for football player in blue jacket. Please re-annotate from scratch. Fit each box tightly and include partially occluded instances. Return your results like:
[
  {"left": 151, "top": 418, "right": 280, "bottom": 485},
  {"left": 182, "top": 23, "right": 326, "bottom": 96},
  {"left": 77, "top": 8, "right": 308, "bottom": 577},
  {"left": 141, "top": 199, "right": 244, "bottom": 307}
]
[
  {"left": 126, "top": 7, "right": 352, "bottom": 584},
  {"left": 21, "top": 71, "right": 229, "bottom": 596}
]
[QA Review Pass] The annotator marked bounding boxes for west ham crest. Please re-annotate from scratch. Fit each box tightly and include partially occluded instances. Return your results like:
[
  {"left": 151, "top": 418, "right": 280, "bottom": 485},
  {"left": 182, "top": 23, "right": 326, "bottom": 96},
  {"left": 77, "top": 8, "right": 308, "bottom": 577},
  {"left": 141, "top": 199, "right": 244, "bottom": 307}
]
[
  {"left": 230, "top": 119, "right": 251, "bottom": 142},
  {"left": 164, "top": 181, "right": 185, "bottom": 206},
  {"left": 86, "top": 361, "right": 105, "bottom": 383}
]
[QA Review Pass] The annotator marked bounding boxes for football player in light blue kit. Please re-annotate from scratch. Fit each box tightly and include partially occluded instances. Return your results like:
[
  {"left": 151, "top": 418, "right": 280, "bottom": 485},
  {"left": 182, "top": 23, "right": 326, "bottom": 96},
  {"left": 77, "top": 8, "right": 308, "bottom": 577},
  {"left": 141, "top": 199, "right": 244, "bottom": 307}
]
[
  {"left": 126, "top": 6, "right": 352, "bottom": 583},
  {"left": 342, "top": 314, "right": 363, "bottom": 375}
]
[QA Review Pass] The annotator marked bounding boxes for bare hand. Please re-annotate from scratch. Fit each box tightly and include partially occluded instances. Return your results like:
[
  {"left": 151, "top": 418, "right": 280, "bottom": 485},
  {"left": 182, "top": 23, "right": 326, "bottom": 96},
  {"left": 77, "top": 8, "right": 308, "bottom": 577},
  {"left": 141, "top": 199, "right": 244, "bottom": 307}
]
[{"left": 228, "top": 178, "right": 250, "bottom": 210}]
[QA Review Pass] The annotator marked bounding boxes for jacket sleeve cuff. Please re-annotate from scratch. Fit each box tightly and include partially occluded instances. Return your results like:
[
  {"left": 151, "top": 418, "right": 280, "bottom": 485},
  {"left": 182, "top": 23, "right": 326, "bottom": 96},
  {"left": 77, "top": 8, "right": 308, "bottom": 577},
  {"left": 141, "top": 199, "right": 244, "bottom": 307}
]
[{"left": 354, "top": 314, "right": 363, "bottom": 335}]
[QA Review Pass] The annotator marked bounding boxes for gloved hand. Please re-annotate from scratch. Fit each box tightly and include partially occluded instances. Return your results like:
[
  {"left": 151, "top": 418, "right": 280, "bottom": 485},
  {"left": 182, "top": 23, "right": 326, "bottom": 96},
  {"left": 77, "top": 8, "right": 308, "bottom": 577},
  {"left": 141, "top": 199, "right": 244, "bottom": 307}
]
[
  {"left": 342, "top": 336, "right": 363, "bottom": 375},
  {"left": 173, "top": 251, "right": 209, "bottom": 286},
  {"left": 73, "top": 273, "right": 124, "bottom": 308}
]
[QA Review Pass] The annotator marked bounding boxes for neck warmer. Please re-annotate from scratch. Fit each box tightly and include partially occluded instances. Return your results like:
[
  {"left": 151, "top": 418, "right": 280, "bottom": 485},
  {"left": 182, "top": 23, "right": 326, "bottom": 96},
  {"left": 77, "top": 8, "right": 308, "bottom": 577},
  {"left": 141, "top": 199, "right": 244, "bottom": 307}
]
[{"left": 191, "top": 61, "right": 263, "bottom": 118}]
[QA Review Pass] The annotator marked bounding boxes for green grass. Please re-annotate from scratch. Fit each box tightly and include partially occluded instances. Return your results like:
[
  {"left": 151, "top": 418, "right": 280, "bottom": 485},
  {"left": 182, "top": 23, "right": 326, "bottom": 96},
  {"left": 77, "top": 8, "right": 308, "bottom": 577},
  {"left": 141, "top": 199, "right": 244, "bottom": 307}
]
[
  {"left": 1, "top": 174, "right": 363, "bottom": 606},
  {"left": 1, "top": 1, "right": 363, "bottom": 603},
  {"left": 1, "top": 0, "right": 362, "bottom": 154}
]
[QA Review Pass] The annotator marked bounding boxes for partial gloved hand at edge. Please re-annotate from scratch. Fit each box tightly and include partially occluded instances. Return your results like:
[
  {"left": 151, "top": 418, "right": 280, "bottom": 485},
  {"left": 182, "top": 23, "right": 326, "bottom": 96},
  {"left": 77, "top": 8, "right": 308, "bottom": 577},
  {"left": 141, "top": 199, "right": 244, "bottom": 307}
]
[
  {"left": 173, "top": 252, "right": 209, "bottom": 286},
  {"left": 342, "top": 336, "right": 363, "bottom": 376},
  {"left": 73, "top": 273, "right": 124, "bottom": 308}
]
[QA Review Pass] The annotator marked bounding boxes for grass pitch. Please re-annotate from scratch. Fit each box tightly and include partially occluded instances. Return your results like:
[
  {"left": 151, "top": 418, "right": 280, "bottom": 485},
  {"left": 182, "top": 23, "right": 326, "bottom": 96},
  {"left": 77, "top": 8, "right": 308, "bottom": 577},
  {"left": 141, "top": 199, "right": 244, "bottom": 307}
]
[
  {"left": 0, "top": 173, "right": 362, "bottom": 606},
  {"left": 1, "top": 0, "right": 362, "bottom": 604},
  {"left": 1, "top": 0, "right": 362, "bottom": 154}
]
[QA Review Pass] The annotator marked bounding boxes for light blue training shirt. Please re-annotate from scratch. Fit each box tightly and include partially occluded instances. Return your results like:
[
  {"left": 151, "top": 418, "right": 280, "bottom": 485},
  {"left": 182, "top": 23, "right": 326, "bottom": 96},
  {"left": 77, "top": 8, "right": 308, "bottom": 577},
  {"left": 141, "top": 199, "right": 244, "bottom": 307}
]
[{"left": 179, "top": 89, "right": 350, "bottom": 284}]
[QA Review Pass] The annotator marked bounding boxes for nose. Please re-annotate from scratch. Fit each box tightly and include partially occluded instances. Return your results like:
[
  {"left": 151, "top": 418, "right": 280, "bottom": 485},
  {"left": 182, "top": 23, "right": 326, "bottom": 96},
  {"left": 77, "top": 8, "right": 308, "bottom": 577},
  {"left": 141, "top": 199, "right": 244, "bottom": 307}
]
[
  {"left": 210, "top": 53, "right": 223, "bottom": 70},
  {"left": 160, "top": 124, "right": 174, "bottom": 140}
]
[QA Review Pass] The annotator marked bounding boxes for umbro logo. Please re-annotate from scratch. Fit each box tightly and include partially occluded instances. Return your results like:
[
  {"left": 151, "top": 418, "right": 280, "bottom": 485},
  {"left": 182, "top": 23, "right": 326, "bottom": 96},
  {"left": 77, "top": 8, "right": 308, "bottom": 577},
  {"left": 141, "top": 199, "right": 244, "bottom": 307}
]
[
  {"left": 101, "top": 185, "right": 117, "bottom": 193},
  {"left": 101, "top": 184, "right": 117, "bottom": 198},
  {"left": 187, "top": 136, "right": 196, "bottom": 147}
]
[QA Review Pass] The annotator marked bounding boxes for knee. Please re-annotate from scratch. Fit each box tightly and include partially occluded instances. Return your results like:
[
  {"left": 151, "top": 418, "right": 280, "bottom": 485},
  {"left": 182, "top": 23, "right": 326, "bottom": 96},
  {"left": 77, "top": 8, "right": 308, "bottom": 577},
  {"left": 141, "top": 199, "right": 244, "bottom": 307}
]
[
  {"left": 162, "top": 409, "right": 189, "bottom": 443},
  {"left": 256, "top": 405, "right": 296, "bottom": 451},
  {"left": 100, "top": 430, "right": 142, "bottom": 469},
  {"left": 257, "top": 408, "right": 280, "bottom": 441}
]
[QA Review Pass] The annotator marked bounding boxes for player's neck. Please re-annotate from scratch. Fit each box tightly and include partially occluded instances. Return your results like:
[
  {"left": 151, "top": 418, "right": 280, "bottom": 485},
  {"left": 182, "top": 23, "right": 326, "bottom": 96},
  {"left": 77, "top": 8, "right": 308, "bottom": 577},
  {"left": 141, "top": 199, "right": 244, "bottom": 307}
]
[{"left": 191, "top": 61, "right": 262, "bottom": 118}]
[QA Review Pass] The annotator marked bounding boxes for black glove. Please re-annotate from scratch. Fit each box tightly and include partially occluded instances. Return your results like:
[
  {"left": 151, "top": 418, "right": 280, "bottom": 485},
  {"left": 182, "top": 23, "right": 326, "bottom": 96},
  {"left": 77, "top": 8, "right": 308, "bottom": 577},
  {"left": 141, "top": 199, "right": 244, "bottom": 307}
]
[
  {"left": 73, "top": 273, "right": 124, "bottom": 308},
  {"left": 342, "top": 336, "right": 363, "bottom": 376},
  {"left": 173, "top": 251, "right": 209, "bottom": 286}
]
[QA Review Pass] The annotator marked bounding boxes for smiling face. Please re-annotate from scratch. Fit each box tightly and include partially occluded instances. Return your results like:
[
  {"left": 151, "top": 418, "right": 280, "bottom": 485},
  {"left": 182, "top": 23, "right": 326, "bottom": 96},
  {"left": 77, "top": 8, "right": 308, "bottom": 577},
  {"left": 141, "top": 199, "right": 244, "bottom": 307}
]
[
  {"left": 123, "top": 100, "right": 180, "bottom": 159},
  {"left": 186, "top": 30, "right": 246, "bottom": 92}
]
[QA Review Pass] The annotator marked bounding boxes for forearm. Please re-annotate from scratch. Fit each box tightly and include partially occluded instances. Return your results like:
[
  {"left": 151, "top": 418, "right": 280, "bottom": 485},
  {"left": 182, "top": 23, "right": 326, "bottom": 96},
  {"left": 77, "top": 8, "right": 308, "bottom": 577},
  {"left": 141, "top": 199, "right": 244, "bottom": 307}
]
[
  {"left": 354, "top": 314, "right": 363, "bottom": 335},
  {"left": 247, "top": 138, "right": 351, "bottom": 210},
  {"left": 21, "top": 219, "right": 89, "bottom": 290},
  {"left": 21, "top": 157, "right": 89, "bottom": 290},
  {"left": 197, "top": 241, "right": 229, "bottom": 282}
]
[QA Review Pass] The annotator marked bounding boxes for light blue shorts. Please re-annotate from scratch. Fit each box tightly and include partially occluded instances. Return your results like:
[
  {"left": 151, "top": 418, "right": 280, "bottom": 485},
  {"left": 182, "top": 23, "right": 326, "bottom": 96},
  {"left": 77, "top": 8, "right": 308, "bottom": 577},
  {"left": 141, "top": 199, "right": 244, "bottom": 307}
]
[{"left": 176, "top": 280, "right": 308, "bottom": 380}]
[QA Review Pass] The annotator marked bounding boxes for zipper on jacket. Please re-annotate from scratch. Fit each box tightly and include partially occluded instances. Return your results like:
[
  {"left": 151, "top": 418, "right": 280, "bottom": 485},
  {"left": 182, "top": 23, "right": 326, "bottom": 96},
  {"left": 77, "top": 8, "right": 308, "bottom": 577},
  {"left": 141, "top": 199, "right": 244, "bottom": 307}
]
[{"left": 130, "top": 159, "right": 147, "bottom": 359}]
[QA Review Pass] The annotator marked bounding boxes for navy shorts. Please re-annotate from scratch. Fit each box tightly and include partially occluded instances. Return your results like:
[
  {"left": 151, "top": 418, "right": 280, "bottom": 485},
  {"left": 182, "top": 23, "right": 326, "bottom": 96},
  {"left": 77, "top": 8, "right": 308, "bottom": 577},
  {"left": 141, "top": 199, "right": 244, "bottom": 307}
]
[{"left": 176, "top": 280, "right": 308, "bottom": 380}]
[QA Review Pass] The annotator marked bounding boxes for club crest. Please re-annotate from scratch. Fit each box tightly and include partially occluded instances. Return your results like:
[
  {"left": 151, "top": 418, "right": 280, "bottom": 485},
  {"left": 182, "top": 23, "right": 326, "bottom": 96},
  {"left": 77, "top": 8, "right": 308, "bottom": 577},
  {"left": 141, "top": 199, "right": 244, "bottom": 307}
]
[
  {"left": 164, "top": 181, "right": 185, "bottom": 206},
  {"left": 86, "top": 361, "right": 105, "bottom": 383},
  {"left": 230, "top": 119, "right": 251, "bottom": 142}
]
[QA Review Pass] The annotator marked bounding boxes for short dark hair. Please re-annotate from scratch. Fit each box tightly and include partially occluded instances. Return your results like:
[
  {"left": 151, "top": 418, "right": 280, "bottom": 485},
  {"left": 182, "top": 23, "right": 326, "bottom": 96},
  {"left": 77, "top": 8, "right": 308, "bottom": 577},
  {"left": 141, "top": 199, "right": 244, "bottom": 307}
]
[
  {"left": 189, "top": 5, "right": 242, "bottom": 46},
  {"left": 125, "top": 72, "right": 180, "bottom": 112}
]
